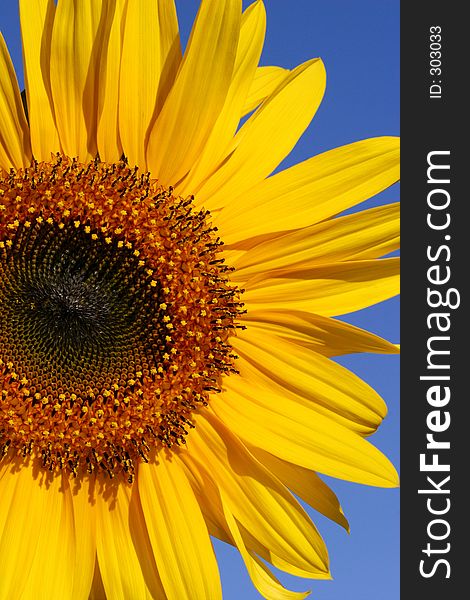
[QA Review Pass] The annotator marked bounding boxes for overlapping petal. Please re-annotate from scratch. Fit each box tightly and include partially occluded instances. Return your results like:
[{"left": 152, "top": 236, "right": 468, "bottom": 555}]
[
  {"left": 196, "top": 58, "right": 326, "bottom": 205},
  {"left": 0, "top": 462, "right": 78, "bottom": 599},
  {"left": 50, "top": 0, "right": 103, "bottom": 161},
  {"left": 232, "top": 202, "right": 399, "bottom": 281},
  {"left": 19, "top": 0, "right": 59, "bottom": 160},
  {"left": 215, "top": 137, "right": 399, "bottom": 245},
  {"left": 118, "top": 0, "right": 181, "bottom": 169},
  {"left": 96, "top": 0, "right": 126, "bottom": 163},
  {"left": 213, "top": 374, "right": 398, "bottom": 486},
  {"left": 241, "top": 65, "right": 289, "bottom": 116},
  {"left": 183, "top": 412, "right": 331, "bottom": 578},
  {"left": 95, "top": 478, "right": 165, "bottom": 599},
  {"left": 138, "top": 456, "right": 222, "bottom": 599},
  {"left": 241, "top": 309, "right": 399, "bottom": 357},
  {"left": 250, "top": 448, "right": 350, "bottom": 531},
  {"left": 177, "top": 0, "right": 266, "bottom": 198},
  {"left": 243, "top": 257, "right": 400, "bottom": 316},
  {"left": 232, "top": 329, "right": 388, "bottom": 433},
  {"left": 146, "top": 0, "right": 242, "bottom": 185},
  {"left": 0, "top": 34, "right": 31, "bottom": 170}
]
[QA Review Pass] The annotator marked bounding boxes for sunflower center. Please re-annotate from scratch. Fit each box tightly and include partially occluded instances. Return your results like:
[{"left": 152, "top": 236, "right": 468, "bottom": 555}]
[
  {"left": 0, "top": 157, "right": 243, "bottom": 481},
  {"left": 3, "top": 219, "right": 166, "bottom": 382}
]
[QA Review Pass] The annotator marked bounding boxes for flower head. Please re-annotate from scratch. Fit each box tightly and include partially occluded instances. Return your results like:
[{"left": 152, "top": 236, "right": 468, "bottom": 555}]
[{"left": 0, "top": 1, "right": 399, "bottom": 598}]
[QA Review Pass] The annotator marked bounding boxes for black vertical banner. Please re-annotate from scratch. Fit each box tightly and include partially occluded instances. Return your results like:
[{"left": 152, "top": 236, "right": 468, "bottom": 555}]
[{"left": 401, "top": 3, "right": 466, "bottom": 599}]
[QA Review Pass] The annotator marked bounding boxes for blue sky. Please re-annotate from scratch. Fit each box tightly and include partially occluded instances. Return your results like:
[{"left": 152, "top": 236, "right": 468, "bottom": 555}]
[{"left": 1, "top": 1, "right": 399, "bottom": 598}]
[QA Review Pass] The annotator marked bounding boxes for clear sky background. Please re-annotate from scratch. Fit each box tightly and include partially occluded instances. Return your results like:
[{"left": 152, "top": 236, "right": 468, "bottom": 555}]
[{"left": 1, "top": 1, "right": 399, "bottom": 599}]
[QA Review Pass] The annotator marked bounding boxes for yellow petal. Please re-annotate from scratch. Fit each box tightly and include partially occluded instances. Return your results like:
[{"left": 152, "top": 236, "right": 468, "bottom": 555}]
[
  {"left": 243, "top": 257, "right": 400, "bottom": 316},
  {"left": 0, "top": 34, "right": 31, "bottom": 170},
  {"left": 96, "top": 0, "right": 126, "bottom": 163},
  {"left": 212, "top": 375, "right": 398, "bottom": 487},
  {"left": 96, "top": 477, "right": 165, "bottom": 600},
  {"left": 70, "top": 478, "right": 97, "bottom": 599},
  {"left": 250, "top": 448, "right": 349, "bottom": 531},
  {"left": 19, "top": 0, "right": 59, "bottom": 160},
  {"left": 196, "top": 58, "right": 326, "bottom": 205},
  {"left": 241, "top": 65, "right": 289, "bottom": 116},
  {"left": 154, "top": 0, "right": 182, "bottom": 114},
  {"left": 182, "top": 453, "right": 328, "bottom": 581},
  {"left": 232, "top": 330, "right": 387, "bottom": 433},
  {"left": 222, "top": 497, "right": 311, "bottom": 600},
  {"left": 177, "top": 0, "right": 266, "bottom": 199},
  {"left": 89, "top": 561, "right": 107, "bottom": 600},
  {"left": 215, "top": 137, "right": 400, "bottom": 245},
  {"left": 50, "top": 0, "right": 102, "bottom": 160},
  {"left": 242, "top": 308, "right": 399, "bottom": 357},
  {"left": 119, "top": 0, "right": 181, "bottom": 168},
  {"left": 146, "top": 0, "right": 241, "bottom": 185},
  {"left": 185, "top": 411, "right": 330, "bottom": 577},
  {"left": 232, "top": 202, "right": 400, "bottom": 279},
  {"left": 138, "top": 456, "right": 222, "bottom": 599},
  {"left": 0, "top": 462, "right": 76, "bottom": 599}
]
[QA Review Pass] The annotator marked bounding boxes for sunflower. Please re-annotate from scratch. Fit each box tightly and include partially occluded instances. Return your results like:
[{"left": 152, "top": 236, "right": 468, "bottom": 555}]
[{"left": 0, "top": 0, "right": 399, "bottom": 598}]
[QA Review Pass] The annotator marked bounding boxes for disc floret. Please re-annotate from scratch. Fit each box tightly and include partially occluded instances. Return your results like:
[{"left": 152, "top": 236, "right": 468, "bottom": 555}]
[{"left": 0, "top": 157, "right": 244, "bottom": 481}]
